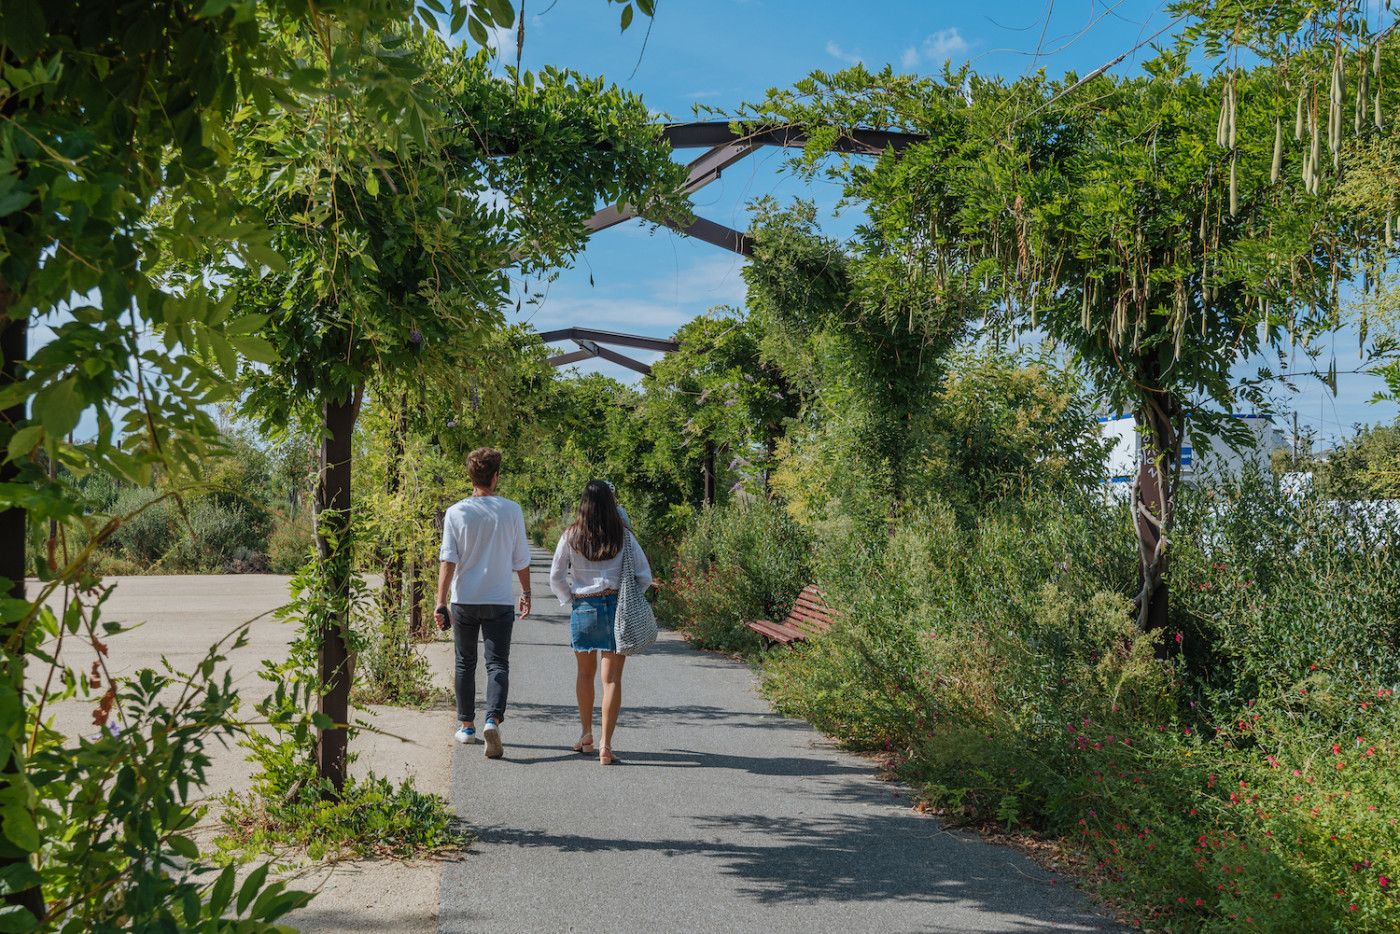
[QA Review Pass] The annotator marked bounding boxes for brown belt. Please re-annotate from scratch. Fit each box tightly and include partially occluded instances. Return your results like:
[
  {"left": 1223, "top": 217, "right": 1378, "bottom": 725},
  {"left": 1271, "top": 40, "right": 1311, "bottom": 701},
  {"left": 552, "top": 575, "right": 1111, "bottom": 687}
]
[{"left": 575, "top": 588, "right": 619, "bottom": 598}]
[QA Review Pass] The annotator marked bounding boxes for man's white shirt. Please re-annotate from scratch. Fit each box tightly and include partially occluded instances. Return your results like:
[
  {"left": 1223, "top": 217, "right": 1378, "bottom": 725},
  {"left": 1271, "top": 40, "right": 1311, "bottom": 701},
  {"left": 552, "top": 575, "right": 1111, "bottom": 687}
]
[{"left": 439, "top": 496, "right": 530, "bottom": 605}]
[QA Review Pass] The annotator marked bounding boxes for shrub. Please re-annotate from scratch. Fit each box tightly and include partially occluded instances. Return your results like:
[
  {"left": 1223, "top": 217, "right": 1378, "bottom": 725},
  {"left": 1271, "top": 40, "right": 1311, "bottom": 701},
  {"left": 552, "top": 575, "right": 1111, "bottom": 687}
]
[
  {"left": 525, "top": 509, "right": 563, "bottom": 552},
  {"left": 758, "top": 485, "right": 1400, "bottom": 930},
  {"left": 1173, "top": 473, "right": 1400, "bottom": 714},
  {"left": 267, "top": 515, "right": 317, "bottom": 574},
  {"left": 657, "top": 498, "right": 811, "bottom": 652},
  {"left": 110, "top": 486, "right": 177, "bottom": 564},
  {"left": 164, "top": 500, "right": 271, "bottom": 572}
]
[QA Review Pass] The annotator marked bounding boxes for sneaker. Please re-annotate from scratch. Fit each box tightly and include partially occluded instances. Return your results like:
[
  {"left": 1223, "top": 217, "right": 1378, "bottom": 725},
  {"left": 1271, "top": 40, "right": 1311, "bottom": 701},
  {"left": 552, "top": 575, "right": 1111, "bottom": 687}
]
[
  {"left": 482, "top": 719, "right": 503, "bottom": 759},
  {"left": 455, "top": 725, "right": 477, "bottom": 745}
]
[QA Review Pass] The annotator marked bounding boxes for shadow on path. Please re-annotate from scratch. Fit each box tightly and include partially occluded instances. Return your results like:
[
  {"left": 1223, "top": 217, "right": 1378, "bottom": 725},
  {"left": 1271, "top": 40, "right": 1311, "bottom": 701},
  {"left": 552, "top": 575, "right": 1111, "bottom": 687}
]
[
  {"left": 508, "top": 700, "right": 806, "bottom": 734},
  {"left": 467, "top": 807, "right": 1103, "bottom": 929}
]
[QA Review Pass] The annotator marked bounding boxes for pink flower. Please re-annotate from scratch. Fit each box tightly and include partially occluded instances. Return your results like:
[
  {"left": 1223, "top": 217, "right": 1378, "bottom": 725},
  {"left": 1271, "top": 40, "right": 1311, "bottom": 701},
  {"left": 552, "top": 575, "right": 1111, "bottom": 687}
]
[{"left": 1381, "top": 876, "right": 1391, "bottom": 888}]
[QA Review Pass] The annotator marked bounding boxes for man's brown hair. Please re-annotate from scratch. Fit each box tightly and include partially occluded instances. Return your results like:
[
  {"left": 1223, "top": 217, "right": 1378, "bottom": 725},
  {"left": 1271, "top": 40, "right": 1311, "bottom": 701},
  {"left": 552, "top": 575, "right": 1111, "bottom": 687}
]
[{"left": 467, "top": 447, "right": 502, "bottom": 488}]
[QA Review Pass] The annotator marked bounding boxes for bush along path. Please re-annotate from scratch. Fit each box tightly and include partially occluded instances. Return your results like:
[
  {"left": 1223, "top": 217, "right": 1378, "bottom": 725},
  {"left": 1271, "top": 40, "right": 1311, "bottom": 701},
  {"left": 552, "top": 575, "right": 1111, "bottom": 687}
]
[{"left": 437, "top": 549, "right": 1121, "bottom": 933}]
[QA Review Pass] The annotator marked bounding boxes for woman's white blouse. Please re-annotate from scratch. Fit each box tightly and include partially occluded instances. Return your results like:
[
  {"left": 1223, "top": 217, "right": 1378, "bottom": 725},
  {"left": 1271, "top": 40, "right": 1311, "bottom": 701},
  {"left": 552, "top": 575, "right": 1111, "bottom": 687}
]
[{"left": 549, "top": 531, "right": 653, "bottom": 608}]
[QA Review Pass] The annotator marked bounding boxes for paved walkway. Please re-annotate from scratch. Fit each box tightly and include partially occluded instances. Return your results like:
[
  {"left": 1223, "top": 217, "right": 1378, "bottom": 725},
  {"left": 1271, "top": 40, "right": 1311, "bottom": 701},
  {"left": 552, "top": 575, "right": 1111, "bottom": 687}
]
[{"left": 439, "top": 549, "right": 1120, "bottom": 934}]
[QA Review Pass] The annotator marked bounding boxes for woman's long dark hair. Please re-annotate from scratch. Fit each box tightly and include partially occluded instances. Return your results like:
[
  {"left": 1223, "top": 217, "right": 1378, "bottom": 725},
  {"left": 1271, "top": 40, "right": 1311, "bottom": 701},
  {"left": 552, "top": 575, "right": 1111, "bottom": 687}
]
[{"left": 567, "top": 480, "right": 625, "bottom": 561}]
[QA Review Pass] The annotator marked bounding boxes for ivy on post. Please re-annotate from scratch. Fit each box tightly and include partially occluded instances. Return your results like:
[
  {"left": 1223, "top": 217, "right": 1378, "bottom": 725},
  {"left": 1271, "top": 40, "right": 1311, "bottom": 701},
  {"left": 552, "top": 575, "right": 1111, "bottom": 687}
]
[
  {"left": 314, "top": 394, "right": 358, "bottom": 791},
  {"left": 0, "top": 301, "right": 42, "bottom": 929}
]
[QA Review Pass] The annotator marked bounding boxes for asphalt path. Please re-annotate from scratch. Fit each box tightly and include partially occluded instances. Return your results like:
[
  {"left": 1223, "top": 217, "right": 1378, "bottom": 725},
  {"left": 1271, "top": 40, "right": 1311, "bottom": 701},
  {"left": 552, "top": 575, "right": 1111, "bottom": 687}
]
[{"left": 438, "top": 549, "right": 1121, "bottom": 934}]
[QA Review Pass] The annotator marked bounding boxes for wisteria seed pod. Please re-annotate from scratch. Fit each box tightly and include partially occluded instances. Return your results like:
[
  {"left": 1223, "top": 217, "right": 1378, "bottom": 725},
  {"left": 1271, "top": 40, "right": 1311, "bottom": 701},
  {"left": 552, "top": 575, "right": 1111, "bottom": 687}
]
[{"left": 1271, "top": 119, "right": 1283, "bottom": 183}]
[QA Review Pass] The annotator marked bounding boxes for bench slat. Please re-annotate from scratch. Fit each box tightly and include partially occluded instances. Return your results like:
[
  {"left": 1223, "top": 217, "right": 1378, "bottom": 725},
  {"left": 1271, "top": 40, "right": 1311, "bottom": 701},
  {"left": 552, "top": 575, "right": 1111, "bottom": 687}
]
[
  {"left": 746, "top": 619, "right": 801, "bottom": 644},
  {"left": 784, "top": 607, "right": 832, "bottom": 627},
  {"left": 795, "top": 599, "right": 834, "bottom": 621},
  {"left": 747, "top": 585, "right": 837, "bottom": 646}
]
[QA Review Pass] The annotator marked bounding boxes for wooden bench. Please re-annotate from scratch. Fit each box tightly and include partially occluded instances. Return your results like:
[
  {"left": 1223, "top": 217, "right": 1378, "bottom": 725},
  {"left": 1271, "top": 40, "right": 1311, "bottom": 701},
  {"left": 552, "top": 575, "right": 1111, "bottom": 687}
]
[{"left": 746, "top": 585, "right": 837, "bottom": 645}]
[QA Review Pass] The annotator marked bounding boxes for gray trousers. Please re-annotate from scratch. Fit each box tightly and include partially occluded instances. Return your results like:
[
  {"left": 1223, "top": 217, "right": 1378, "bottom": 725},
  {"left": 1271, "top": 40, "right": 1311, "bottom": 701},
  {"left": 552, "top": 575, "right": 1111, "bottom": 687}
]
[{"left": 451, "top": 604, "right": 515, "bottom": 723}]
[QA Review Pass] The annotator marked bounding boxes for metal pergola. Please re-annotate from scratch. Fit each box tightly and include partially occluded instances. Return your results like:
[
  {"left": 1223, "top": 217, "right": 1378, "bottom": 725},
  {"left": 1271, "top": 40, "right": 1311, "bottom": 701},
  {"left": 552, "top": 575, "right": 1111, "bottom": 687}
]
[{"left": 541, "top": 121, "right": 927, "bottom": 374}]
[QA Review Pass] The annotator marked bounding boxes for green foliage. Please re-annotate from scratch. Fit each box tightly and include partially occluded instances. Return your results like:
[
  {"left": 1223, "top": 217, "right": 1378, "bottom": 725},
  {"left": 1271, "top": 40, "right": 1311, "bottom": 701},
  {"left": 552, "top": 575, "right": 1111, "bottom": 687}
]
[
  {"left": 219, "top": 561, "right": 455, "bottom": 862},
  {"left": 751, "top": 481, "right": 1400, "bottom": 930},
  {"left": 220, "top": 771, "right": 456, "bottom": 863},
  {"left": 746, "top": 199, "right": 967, "bottom": 530},
  {"left": 21, "top": 594, "right": 314, "bottom": 931},
  {"left": 1173, "top": 473, "right": 1400, "bottom": 706},
  {"left": 657, "top": 500, "right": 812, "bottom": 653},
  {"left": 737, "top": 28, "right": 1400, "bottom": 623},
  {"left": 1311, "top": 421, "right": 1400, "bottom": 500},
  {"left": 266, "top": 516, "right": 317, "bottom": 575},
  {"left": 913, "top": 347, "right": 1111, "bottom": 521}
]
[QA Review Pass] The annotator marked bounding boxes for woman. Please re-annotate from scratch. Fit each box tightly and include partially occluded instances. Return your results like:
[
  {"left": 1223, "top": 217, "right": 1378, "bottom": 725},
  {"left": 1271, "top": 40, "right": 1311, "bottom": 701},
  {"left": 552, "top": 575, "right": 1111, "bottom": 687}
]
[{"left": 549, "top": 480, "right": 652, "bottom": 765}]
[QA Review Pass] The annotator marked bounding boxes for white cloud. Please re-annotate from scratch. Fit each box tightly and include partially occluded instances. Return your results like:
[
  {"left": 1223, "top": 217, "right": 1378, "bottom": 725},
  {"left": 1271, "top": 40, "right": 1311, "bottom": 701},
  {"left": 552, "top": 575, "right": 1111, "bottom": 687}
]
[
  {"left": 901, "top": 27, "right": 971, "bottom": 70},
  {"left": 647, "top": 254, "right": 747, "bottom": 309},
  {"left": 486, "top": 24, "right": 517, "bottom": 57},
  {"left": 825, "top": 40, "right": 864, "bottom": 66}
]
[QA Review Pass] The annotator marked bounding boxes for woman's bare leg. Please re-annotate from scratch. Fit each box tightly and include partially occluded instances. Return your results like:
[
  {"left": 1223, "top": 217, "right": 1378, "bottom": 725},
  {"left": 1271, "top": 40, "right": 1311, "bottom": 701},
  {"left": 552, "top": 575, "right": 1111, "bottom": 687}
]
[
  {"left": 599, "top": 651, "right": 626, "bottom": 757},
  {"left": 575, "top": 650, "right": 598, "bottom": 742}
]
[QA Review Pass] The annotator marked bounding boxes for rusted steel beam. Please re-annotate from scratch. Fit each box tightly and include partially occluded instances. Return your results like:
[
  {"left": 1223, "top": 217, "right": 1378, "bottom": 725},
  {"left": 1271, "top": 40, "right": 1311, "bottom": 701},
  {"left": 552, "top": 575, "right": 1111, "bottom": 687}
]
[
  {"left": 658, "top": 215, "right": 752, "bottom": 256},
  {"left": 536, "top": 327, "right": 679, "bottom": 353},
  {"left": 593, "top": 344, "right": 654, "bottom": 375},
  {"left": 547, "top": 348, "right": 596, "bottom": 367},
  {"left": 660, "top": 121, "right": 926, "bottom": 154}
]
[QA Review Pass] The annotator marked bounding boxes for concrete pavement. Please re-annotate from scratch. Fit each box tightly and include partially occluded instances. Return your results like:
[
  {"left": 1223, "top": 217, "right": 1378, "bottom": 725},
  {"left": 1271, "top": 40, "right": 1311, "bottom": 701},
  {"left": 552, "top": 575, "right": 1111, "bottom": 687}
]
[{"left": 438, "top": 549, "right": 1120, "bottom": 933}]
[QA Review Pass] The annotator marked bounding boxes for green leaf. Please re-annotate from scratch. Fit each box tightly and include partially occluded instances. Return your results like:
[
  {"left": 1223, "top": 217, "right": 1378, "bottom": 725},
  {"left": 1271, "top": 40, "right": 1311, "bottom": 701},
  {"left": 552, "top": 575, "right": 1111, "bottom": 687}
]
[
  {"left": 487, "top": 0, "right": 514, "bottom": 27},
  {"left": 449, "top": 4, "right": 469, "bottom": 34},
  {"left": 34, "top": 378, "right": 82, "bottom": 439},
  {"left": 209, "top": 331, "right": 238, "bottom": 379},
  {"left": 467, "top": 16, "right": 489, "bottom": 46},
  {"left": 0, "top": 0, "right": 46, "bottom": 60},
  {"left": 0, "top": 903, "right": 38, "bottom": 934},
  {"left": 619, "top": 3, "right": 633, "bottom": 30},
  {"left": 310, "top": 712, "right": 334, "bottom": 730},
  {"left": 0, "top": 191, "right": 34, "bottom": 219},
  {"left": 207, "top": 865, "right": 235, "bottom": 917},
  {"left": 1, "top": 806, "right": 40, "bottom": 854},
  {"left": 0, "top": 863, "right": 40, "bottom": 898},
  {"left": 168, "top": 834, "right": 199, "bottom": 860},
  {"left": 365, "top": 171, "right": 380, "bottom": 197},
  {"left": 237, "top": 862, "right": 271, "bottom": 915},
  {"left": 229, "top": 335, "right": 279, "bottom": 365},
  {"left": 5, "top": 425, "right": 42, "bottom": 462}
]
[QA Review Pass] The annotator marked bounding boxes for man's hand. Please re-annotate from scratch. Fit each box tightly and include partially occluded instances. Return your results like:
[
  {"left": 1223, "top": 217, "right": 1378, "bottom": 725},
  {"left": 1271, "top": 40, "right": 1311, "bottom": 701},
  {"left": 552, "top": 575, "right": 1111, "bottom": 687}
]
[
  {"left": 435, "top": 605, "right": 451, "bottom": 631},
  {"left": 517, "top": 592, "right": 532, "bottom": 619}
]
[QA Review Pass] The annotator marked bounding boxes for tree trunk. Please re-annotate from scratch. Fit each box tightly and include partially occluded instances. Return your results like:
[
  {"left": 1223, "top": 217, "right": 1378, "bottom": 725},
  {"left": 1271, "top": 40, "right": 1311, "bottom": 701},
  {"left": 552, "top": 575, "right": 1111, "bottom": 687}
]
[
  {"left": 0, "top": 295, "right": 44, "bottom": 922},
  {"left": 315, "top": 393, "right": 356, "bottom": 794},
  {"left": 1133, "top": 389, "right": 1180, "bottom": 657},
  {"left": 702, "top": 439, "right": 716, "bottom": 507}
]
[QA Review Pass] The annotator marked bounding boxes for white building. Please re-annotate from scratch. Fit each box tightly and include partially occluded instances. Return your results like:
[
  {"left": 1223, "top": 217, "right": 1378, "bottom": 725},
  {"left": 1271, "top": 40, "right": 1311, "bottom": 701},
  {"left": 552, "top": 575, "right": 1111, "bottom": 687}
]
[{"left": 1101, "top": 413, "right": 1288, "bottom": 487}]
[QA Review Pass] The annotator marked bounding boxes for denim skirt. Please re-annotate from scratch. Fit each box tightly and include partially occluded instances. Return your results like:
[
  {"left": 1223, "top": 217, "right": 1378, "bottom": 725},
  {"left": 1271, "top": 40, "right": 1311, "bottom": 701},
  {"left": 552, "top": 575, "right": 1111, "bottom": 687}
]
[{"left": 571, "top": 594, "right": 618, "bottom": 652}]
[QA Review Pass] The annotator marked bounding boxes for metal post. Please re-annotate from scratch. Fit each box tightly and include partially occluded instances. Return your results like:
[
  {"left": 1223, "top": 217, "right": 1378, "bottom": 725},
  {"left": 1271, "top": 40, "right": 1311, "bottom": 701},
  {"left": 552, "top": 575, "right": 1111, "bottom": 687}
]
[{"left": 315, "top": 395, "right": 355, "bottom": 794}]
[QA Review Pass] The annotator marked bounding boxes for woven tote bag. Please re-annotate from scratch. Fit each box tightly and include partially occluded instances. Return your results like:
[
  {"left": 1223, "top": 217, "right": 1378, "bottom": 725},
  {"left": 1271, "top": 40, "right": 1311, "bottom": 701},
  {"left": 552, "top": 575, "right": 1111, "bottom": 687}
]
[{"left": 614, "top": 530, "right": 658, "bottom": 655}]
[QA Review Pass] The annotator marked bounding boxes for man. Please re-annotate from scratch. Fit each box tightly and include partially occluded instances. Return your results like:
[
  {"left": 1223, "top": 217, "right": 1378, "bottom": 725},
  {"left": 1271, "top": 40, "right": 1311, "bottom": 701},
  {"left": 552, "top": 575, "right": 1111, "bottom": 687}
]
[{"left": 434, "top": 447, "right": 531, "bottom": 760}]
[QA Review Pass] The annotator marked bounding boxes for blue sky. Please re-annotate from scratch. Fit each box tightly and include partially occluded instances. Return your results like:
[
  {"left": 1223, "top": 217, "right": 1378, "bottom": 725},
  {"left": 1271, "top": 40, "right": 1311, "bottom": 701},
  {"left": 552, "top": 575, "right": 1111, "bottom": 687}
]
[{"left": 483, "top": 0, "right": 1397, "bottom": 446}]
